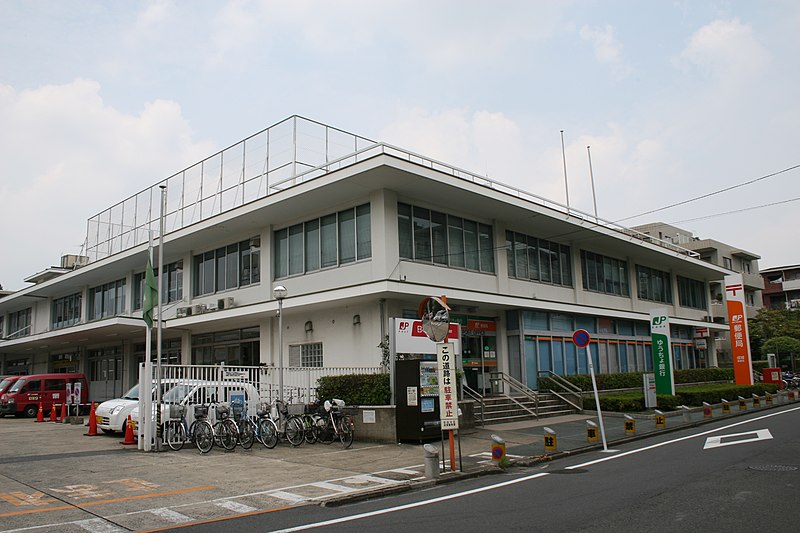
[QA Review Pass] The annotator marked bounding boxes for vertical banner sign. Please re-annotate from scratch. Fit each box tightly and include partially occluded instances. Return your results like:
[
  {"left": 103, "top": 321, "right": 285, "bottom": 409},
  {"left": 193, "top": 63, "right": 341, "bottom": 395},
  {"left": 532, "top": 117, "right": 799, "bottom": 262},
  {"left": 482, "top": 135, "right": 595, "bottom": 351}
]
[
  {"left": 650, "top": 309, "right": 675, "bottom": 395},
  {"left": 725, "top": 274, "right": 754, "bottom": 385},
  {"left": 437, "top": 342, "right": 459, "bottom": 430}
]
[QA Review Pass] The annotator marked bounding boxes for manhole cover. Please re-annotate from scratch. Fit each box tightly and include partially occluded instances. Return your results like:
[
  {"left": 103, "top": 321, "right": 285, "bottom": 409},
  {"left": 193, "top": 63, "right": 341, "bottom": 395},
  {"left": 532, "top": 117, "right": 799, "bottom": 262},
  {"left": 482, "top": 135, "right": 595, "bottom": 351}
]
[{"left": 748, "top": 464, "right": 798, "bottom": 472}]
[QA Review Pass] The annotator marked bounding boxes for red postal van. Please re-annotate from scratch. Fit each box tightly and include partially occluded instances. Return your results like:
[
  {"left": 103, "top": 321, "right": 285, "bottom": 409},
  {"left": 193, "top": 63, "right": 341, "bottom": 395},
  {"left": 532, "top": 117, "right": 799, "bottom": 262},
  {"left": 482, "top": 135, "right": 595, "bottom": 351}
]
[
  {"left": 0, "top": 373, "right": 88, "bottom": 417},
  {"left": 0, "top": 376, "right": 21, "bottom": 416}
]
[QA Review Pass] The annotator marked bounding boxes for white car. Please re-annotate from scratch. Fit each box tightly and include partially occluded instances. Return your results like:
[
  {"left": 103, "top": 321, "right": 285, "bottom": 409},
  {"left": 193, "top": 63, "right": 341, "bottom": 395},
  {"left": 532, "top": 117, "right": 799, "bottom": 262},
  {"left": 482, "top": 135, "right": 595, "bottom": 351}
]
[
  {"left": 130, "top": 380, "right": 261, "bottom": 433},
  {"left": 95, "top": 381, "right": 178, "bottom": 433}
]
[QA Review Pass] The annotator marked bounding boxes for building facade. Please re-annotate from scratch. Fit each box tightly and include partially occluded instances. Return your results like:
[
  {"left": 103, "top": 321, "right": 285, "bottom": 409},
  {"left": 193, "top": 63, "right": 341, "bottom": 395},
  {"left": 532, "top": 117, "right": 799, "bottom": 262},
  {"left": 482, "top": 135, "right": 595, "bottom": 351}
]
[
  {"left": 760, "top": 265, "right": 800, "bottom": 310},
  {"left": 0, "top": 116, "right": 731, "bottom": 401}
]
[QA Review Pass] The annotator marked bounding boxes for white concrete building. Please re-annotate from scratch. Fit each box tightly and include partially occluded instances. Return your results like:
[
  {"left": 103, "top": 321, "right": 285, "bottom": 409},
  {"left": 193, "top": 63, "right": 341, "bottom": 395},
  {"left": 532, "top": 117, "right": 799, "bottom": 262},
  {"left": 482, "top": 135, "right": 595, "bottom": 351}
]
[{"left": 0, "top": 116, "right": 731, "bottom": 401}]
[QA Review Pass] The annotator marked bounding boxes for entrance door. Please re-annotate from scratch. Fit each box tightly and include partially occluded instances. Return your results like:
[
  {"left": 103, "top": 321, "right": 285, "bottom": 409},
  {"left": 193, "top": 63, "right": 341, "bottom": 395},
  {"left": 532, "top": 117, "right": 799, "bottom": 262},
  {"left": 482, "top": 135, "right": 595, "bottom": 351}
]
[
  {"left": 463, "top": 335, "right": 498, "bottom": 394},
  {"left": 89, "top": 353, "right": 123, "bottom": 402}
]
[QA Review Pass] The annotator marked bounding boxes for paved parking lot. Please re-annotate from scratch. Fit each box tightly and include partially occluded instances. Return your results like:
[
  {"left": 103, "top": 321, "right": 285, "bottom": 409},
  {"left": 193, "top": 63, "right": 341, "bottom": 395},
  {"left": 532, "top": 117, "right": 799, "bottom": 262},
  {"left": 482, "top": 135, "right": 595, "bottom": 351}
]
[{"left": 0, "top": 416, "right": 500, "bottom": 532}]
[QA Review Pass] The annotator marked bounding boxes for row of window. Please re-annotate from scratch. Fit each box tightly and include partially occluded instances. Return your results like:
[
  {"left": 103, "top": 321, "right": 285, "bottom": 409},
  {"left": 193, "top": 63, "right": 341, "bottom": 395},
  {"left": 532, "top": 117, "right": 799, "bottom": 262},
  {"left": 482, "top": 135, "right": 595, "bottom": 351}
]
[
  {"left": 52, "top": 293, "right": 82, "bottom": 330},
  {"left": 398, "top": 203, "right": 495, "bottom": 273},
  {"left": 506, "top": 231, "right": 573, "bottom": 286},
  {"left": 193, "top": 238, "right": 261, "bottom": 297},
  {"left": 274, "top": 204, "right": 371, "bottom": 279}
]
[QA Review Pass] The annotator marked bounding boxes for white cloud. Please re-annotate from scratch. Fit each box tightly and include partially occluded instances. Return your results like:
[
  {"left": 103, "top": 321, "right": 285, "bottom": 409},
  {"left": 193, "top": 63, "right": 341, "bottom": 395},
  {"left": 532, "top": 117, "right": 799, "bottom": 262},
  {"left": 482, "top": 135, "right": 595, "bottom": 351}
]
[
  {"left": 579, "top": 24, "right": 632, "bottom": 79},
  {"left": 0, "top": 80, "right": 214, "bottom": 290},
  {"left": 676, "top": 18, "right": 770, "bottom": 81}
]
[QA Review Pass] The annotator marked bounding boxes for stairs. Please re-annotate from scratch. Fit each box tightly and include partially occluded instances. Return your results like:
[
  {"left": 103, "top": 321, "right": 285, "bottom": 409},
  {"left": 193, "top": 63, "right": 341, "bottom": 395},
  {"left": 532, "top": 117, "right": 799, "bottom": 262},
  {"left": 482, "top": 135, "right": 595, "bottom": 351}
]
[{"left": 476, "top": 393, "right": 578, "bottom": 426}]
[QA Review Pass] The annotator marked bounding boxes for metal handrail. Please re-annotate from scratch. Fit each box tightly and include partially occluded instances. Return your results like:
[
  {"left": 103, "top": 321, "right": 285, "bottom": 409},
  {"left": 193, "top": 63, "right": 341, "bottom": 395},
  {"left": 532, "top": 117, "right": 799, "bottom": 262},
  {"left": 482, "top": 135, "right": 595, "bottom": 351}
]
[
  {"left": 462, "top": 384, "right": 485, "bottom": 426},
  {"left": 490, "top": 372, "right": 540, "bottom": 416},
  {"left": 536, "top": 371, "right": 585, "bottom": 412}
]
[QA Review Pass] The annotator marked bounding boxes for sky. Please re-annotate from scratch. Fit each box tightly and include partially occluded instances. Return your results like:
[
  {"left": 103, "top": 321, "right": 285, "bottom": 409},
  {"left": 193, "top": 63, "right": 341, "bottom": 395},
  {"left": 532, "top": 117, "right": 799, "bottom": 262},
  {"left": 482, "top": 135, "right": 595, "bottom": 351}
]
[{"left": 1, "top": 1, "right": 798, "bottom": 291}]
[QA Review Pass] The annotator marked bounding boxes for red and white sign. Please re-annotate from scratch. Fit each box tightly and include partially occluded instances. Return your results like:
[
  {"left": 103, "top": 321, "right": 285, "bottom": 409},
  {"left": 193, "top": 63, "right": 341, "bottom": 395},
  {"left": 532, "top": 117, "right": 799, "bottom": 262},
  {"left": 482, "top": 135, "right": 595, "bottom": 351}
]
[
  {"left": 437, "top": 342, "right": 459, "bottom": 430},
  {"left": 394, "top": 319, "right": 461, "bottom": 355},
  {"left": 725, "top": 274, "right": 753, "bottom": 385}
]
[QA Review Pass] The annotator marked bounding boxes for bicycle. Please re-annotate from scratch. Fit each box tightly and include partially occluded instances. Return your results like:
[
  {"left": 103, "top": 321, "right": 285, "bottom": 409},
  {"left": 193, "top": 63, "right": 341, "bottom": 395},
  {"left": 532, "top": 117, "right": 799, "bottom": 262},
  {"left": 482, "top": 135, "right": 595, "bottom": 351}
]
[
  {"left": 190, "top": 404, "right": 215, "bottom": 453},
  {"left": 315, "top": 398, "right": 354, "bottom": 448},
  {"left": 231, "top": 400, "right": 255, "bottom": 450},
  {"left": 212, "top": 403, "right": 239, "bottom": 451},
  {"left": 163, "top": 404, "right": 188, "bottom": 451},
  {"left": 255, "top": 404, "right": 279, "bottom": 449},
  {"left": 300, "top": 401, "right": 322, "bottom": 444},
  {"left": 270, "top": 398, "right": 304, "bottom": 447}
]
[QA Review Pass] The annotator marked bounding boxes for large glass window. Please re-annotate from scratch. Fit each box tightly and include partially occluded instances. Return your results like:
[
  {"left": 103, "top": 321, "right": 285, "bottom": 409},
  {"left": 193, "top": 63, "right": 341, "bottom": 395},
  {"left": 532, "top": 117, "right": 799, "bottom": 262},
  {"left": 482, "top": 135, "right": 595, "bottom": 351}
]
[
  {"left": 506, "top": 231, "right": 572, "bottom": 287},
  {"left": 88, "top": 279, "right": 126, "bottom": 320},
  {"left": 134, "top": 260, "right": 184, "bottom": 309},
  {"left": 8, "top": 308, "right": 32, "bottom": 339},
  {"left": 636, "top": 265, "right": 672, "bottom": 304},
  {"left": 274, "top": 204, "right": 371, "bottom": 278},
  {"left": 51, "top": 293, "right": 82, "bottom": 330},
  {"left": 398, "top": 203, "right": 495, "bottom": 273},
  {"left": 677, "top": 276, "right": 707, "bottom": 310},
  {"left": 191, "top": 327, "right": 259, "bottom": 366},
  {"left": 581, "top": 250, "right": 629, "bottom": 296},
  {"left": 193, "top": 238, "right": 260, "bottom": 296}
]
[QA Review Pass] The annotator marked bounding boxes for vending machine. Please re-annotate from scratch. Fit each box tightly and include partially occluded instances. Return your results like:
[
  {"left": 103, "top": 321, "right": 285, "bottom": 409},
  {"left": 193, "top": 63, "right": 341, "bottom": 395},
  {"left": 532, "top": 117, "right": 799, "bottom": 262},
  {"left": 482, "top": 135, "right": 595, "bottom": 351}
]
[{"left": 395, "top": 358, "right": 441, "bottom": 442}]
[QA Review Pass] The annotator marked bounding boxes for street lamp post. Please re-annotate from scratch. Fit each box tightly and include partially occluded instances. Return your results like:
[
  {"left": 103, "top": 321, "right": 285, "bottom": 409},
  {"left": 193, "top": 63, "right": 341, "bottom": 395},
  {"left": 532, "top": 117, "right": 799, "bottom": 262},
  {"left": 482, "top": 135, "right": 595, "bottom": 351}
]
[{"left": 273, "top": 285, "right": 287, "bottom": 402}]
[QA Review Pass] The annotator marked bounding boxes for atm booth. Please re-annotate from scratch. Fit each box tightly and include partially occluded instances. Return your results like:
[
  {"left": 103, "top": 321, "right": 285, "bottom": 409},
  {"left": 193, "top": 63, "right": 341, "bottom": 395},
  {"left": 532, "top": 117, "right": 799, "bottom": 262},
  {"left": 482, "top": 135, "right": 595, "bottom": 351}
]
[{"left": 393, "top": 318, "right": 462, "bottom": 442}]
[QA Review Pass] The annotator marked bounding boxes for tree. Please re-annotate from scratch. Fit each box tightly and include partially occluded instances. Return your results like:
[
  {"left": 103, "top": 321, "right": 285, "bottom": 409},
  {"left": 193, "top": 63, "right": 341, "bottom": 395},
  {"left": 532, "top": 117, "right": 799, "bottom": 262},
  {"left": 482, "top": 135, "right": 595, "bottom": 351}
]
[
  {"left": 761, "top": 336, "right": 800, "bottom": 371},
  {"left": 748, "top": 308, "right": 800, "bottom": 357}
]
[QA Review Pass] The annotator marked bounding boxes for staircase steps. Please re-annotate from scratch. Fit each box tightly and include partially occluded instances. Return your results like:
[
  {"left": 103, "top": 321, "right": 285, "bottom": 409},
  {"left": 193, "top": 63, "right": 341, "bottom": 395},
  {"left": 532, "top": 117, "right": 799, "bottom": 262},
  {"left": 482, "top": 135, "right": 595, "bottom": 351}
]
[{"left": 475, "top": 393, "right": 578, "bottom": 425}]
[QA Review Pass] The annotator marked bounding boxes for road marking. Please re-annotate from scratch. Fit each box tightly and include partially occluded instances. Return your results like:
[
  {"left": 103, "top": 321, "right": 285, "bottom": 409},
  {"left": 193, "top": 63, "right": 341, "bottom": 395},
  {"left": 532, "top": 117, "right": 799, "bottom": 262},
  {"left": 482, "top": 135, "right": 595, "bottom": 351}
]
[
  {"left": 149, "top": 507, "right": 192, "bottom": 523},
  {"left": 309, "top": 482, "right": 356, "bottom": 494},
  {"left": 703, "top": 429, "right": 773, "bottom": 449},
  {"left": 346, "top": 475, "right": 400, "bottom": 486},
  {"left": 385, "top": 468, "right": 420, "bottom": 475},
  {"left": 74, "top": 518, "right": 126, "bottom": 533},
  {"left": 0, "top": 485, "right": 216, "bottom": 518},
  {"left": 215, "top": 500, "right": 258, "bottom": 513},
  {"left": 268, "top": 491, "right": 307, "bottom": 503},
  {"left": 566, "top": 405, "right": 800, "bottom": 471}
]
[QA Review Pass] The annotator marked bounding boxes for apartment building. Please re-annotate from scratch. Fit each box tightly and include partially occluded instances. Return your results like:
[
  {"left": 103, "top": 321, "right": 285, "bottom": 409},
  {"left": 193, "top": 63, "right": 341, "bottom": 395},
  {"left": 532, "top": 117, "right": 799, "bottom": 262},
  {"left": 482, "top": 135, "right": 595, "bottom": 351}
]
[{"left": 760, "top": 265, "right": 800, "bottom": 310}]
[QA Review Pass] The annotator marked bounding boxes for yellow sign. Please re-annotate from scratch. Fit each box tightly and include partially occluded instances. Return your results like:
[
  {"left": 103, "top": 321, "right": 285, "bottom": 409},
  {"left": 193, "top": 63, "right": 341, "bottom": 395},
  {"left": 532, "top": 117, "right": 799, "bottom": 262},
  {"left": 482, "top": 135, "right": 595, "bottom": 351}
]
[
  {"left": 722, "top": 402, "right": 731, "bottom": 414},
  {"left": 624, "top": 419, "right": 636, "bottom": 434},
  {"left": 655, "top": 415, "right": 666, "bottom": 428},
  {"left": 544, "top": 434, "right": 557, "bottom": 451},
  {"left": 752, "top": 396, "right": 761, "bottom": 408}
]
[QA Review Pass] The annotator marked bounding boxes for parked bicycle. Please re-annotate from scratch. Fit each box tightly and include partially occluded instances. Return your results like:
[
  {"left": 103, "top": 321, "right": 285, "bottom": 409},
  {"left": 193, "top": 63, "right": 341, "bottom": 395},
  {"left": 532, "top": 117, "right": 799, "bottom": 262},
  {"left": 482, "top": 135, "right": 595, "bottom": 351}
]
[
  {"left": 212, "top": 403, "right": 239, "bottom": 451},
  {"left": 255, "top": 404, "right": 279, "bottom": 449},
  {"left": 190, "top": 404, "right": 215, "bottom": 453},
  {"left": 163, "top": 404, "right": 188, "bottom": 451},
  {"left": 314, "top": 398, "right": 354, "bottom": 448},
  {"left": 231, "top": 400, "right": 255, "bottom": 450},
  {"left": 270, "top": 398, "right": 304, "bottom": 447}
]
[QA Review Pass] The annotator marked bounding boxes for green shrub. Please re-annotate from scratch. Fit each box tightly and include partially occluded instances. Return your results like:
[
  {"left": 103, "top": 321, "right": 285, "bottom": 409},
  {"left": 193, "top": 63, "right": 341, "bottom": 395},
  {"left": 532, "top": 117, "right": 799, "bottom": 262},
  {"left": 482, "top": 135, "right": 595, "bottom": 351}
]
[
  {"left": 541, "top": 368, "right": 734, "bottom": 393},
  {"left": 582, "top": 382, "right": 778, "bottom": 412},
  {"left": 316, "top": 373, "right": 390, "bottom": 405}
]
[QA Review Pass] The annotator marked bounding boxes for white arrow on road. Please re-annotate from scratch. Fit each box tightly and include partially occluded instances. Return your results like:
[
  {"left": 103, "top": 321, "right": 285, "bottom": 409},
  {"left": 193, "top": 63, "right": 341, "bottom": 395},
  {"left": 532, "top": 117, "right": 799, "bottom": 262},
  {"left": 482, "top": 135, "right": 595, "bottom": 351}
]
[{"left": 703, "top": 429, "right": 773, "bottom": 449}]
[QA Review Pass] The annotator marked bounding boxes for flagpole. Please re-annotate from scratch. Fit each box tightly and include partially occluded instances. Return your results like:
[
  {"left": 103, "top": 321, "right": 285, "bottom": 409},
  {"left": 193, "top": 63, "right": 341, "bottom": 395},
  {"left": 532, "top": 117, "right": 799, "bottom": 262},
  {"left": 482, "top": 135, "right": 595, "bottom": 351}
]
[
  {"left": 156, "top": 185, "right": 166, "bottom": 451},
  {"left": 143, "top": 238, "right": 155, "bottom": 452}
]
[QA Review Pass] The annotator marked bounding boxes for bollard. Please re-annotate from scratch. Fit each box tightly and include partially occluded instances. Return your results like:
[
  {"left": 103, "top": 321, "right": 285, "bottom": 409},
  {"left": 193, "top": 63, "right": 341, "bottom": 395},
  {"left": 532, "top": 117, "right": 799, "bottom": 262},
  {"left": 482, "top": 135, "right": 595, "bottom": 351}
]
[
  {"left": 680, "top": 405, "right": 691, "bottom": 423},
  {"left": 766, "top": 393, "right": 773, "bottom": 406},
  {"left": 624, "top": 415, "right": 636, "bottom": 435},
  {"left": 752, "top": 394, "right": 761, "bottom": 408},
  {"left": 721, "top": 399, "right": 731, "bottom": 414},
  {"left": 702, "top": 402, "right": 712, "bottom": 418},
  {"left": 491, "top": 434, "right": 506, "bottom": 465},
  {"left": 738, "top": 396, "right": 747, "bottom": 411},
  {"left": 654, "top": 410, "right": 666, "bottom": 429},
  {"left": 586, "top": 420, "right": 599, "bottom": 443},
  {"left": 789, "top": 390, "right": 796, "bottom": 401},
  {"left": 423, "top": 443, "right": 440, "bottom": 479},
  {"left": 543, "top": 427, "right": 557, "bottom": 452}
]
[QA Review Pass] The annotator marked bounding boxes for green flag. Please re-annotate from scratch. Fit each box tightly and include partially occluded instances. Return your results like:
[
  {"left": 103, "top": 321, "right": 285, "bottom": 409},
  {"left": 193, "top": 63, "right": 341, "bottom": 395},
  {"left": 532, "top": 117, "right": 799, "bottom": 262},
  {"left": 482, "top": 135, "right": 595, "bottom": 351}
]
[{"left": 143, "top": 256, "right": 158, "bottom": 328}]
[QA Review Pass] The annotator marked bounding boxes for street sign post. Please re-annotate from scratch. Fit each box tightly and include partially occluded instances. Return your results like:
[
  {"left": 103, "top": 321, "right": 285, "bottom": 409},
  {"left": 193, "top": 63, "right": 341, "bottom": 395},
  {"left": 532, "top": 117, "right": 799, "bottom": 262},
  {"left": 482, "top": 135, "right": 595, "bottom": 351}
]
[{"left": 573, "top": 329, "right": 610, "bottom": 452}]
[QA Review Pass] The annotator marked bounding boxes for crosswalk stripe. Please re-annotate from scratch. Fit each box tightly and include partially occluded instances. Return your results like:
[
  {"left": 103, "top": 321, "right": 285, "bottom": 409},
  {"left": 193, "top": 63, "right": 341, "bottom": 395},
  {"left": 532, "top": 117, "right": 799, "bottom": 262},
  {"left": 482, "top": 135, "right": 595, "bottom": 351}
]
[
  {"left": 269, "top": 490, "right": 307, "bottom": 502},
  {"left": 149, "top": 507, "right": 192, "bottom": 523},
  {"left": 309, "top": 481, "right": 356, "bottom": 493},
  {"left": 75, "top": 518, "right": 126, "bottom": 533},
  {"left": 216, "top": 500, "right": 259, "bottom": 513}
]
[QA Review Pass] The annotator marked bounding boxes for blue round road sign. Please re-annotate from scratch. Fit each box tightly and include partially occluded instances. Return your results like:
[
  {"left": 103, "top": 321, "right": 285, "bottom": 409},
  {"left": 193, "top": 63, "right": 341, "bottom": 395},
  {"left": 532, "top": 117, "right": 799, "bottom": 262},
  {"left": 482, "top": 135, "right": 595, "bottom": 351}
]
[{"left": 573, "top": 329, "right": 590, "bottom": 348}]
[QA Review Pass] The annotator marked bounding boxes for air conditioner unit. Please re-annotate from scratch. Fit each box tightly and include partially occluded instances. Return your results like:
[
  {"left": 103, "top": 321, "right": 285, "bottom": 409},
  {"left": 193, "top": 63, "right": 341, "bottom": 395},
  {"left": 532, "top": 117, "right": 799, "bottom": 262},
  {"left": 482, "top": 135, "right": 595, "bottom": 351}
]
[
  {"left": 702, "top": 316, "right": 713, "bottom": 322},
  {"left": 712, "top": 316, "right": 726, "bottom": 324},
  {"left": 192, "top": 304, "right": 207, "bottom": 315},
  {"left": 218, "top": 297, "right": 235, "bottom": 310},
  {"left": 176, "top": 306, "right": 191, "bottom": 318}
]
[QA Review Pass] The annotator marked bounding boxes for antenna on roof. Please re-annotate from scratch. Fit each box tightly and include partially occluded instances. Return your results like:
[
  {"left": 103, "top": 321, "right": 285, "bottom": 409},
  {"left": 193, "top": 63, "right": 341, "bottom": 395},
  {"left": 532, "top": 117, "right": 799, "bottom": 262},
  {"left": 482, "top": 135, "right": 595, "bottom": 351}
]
[
  {"left": 560, "top": 130, "right": 570, "bottom": 213},
  {"left": 587, "top": 145, "right": 599, "bottom": 222}
]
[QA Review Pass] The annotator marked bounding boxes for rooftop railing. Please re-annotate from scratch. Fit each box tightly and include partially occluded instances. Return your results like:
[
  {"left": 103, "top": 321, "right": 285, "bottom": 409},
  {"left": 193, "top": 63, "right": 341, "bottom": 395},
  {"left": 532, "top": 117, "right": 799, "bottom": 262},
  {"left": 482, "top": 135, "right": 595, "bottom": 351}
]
[{"left": 84, "top": 116, "right": 698, "bottom": 263}]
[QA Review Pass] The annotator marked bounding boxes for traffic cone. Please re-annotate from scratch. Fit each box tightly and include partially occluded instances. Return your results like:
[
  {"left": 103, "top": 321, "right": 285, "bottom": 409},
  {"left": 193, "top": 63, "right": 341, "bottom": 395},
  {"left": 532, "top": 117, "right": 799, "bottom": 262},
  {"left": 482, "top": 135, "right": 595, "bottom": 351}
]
[
  {"left": 49, "top": 402, "right": 57, "bottom": 422},
  {"left": 84, "top": 402, "right": 98, "bottom": 436},
  {"left": 120, "top": 415, "right": 136, "bottom": 445},
  {"left": 59, "top": 401, "right": 67, "bottom": 422},
  {"left": 35, "top": 402, "right": 45, "bottom": 423}
]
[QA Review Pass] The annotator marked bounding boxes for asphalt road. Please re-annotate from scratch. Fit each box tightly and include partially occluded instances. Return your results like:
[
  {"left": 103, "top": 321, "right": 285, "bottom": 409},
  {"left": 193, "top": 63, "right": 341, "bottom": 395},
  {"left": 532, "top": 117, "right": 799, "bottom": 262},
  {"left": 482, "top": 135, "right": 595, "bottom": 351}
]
[{"left": 161, "top": 404, "right": 800, "bottom": 532}]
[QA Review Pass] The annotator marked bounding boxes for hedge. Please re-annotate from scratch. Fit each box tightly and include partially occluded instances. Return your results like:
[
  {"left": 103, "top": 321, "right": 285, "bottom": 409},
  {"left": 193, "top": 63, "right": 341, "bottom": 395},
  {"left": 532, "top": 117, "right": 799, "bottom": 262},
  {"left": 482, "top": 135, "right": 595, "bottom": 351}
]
[
  {"left": 582, "top": 383, "right": 779, "bottom": 411},
  {"left": 540, "top": 368, "right": 735, "bottom": 392},
  {"left": 316, "top": 373, "right": 391, "bottom": 406}
]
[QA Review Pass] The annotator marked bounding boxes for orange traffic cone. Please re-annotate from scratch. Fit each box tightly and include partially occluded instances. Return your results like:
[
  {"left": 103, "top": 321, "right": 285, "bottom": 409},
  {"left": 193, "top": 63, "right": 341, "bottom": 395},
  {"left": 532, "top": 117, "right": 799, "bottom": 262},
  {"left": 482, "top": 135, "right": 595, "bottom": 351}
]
[
  {"left": 49, "top": 402, "right": 57, "bottom": 422},
  {"left": 35, "top": 402, "right": 45, "bottom": 422},
  {"left": 120, "top": 415, "right": 136, "bottom": 445},
  {"left": 59, "top": 401, "right": 67, "bottom": 422},
  {"left": 84, "top": 402, "right": 98, "bottom": 436}
]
